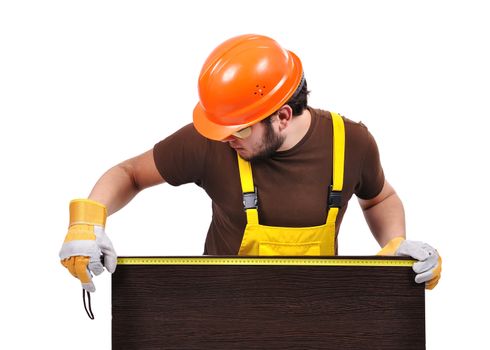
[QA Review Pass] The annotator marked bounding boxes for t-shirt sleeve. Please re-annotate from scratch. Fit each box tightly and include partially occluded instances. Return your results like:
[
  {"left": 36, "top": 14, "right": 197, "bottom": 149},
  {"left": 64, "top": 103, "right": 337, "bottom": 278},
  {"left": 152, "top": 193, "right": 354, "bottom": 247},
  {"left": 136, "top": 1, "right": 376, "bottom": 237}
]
[
  {"left": 153, "top": 123, "right": 210, "bottom": 186},
  {"left": 355, "top": 126, "right": 385, "bottom": 200}
]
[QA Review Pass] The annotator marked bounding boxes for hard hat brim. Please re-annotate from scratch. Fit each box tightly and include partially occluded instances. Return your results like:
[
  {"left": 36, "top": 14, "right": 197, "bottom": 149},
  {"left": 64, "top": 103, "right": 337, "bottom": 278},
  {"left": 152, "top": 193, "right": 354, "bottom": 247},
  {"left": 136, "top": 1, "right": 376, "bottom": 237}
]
[{"left": 193, "top": 103, "right": 257, "bottom": 141}]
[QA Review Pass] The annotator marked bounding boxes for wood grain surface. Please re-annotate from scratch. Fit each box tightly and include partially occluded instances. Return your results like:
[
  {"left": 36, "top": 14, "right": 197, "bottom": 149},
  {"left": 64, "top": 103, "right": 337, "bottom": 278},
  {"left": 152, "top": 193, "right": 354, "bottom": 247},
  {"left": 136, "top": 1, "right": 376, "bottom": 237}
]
[{"left": 112, "top": 257, "right": 425, "bottom": 350}]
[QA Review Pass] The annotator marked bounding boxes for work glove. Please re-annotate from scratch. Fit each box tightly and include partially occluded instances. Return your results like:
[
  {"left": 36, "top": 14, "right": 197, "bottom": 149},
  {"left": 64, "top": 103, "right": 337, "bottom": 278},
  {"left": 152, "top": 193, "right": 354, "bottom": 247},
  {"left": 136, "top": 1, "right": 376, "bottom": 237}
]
[
  {"left": 377, "top": 236, "right": 441, "bottom": 290},
  {"left": 59, "top": 199, "right": 117, "bottom": 292}
]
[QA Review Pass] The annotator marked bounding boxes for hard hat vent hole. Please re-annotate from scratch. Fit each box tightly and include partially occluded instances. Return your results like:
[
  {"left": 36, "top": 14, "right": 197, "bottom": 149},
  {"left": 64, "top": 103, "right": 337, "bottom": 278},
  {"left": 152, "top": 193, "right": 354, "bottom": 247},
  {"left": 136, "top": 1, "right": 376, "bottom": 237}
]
[{"left": 254, "top": 84, "right": 266, "bottom": 96}]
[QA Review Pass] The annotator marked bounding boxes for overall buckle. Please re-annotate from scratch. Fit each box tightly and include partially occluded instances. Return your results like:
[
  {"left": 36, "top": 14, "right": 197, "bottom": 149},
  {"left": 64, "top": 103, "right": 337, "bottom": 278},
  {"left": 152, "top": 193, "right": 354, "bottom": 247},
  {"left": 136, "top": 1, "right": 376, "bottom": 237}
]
[
  {"left": 328, "top": 187, "right": 342, "bottom": 208},
  {"left": 243, "top": 187, "right": 258, "bottom": 210}
]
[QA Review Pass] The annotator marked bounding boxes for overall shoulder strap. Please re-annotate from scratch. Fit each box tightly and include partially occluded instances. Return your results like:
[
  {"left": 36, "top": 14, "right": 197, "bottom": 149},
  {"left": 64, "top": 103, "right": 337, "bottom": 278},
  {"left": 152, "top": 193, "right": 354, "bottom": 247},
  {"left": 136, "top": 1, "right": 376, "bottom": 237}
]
[
  {"left": 331, "top": 112, "right": 345, "bottom": 194},
  {"left": 237, "top": 154, "right": 259, "bottom": 225},
  {"left": 326, "top": 112, "right": 345, "bottom": 229}
]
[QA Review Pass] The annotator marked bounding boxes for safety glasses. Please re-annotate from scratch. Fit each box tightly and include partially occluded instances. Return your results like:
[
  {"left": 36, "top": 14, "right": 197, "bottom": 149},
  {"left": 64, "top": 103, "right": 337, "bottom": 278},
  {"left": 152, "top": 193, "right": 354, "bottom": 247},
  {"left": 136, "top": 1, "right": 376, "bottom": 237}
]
[
  {"left": 228, "top": 110, "right": 280, "bottom": 140},
  {"left": 232, "top": 126, "right": 253, "bottom": 139}
]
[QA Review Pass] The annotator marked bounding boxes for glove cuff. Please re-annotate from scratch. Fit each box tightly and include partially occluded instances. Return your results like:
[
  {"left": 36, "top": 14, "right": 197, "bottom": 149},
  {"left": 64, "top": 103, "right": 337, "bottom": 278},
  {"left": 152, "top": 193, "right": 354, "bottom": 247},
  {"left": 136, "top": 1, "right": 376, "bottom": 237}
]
[
  {"left": 376, "top": 236, "right": 405, "bottom": 256},
  {"left": 69, "top": 199, "right": 107, "bottom": 227}
]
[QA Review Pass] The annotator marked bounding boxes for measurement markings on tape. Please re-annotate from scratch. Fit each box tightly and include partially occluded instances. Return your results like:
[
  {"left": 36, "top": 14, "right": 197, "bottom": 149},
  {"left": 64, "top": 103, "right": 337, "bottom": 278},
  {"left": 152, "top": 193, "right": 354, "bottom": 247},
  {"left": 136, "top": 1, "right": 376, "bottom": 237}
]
[{"left": 117, "top": 257, "right": 414, "bottom": 267}]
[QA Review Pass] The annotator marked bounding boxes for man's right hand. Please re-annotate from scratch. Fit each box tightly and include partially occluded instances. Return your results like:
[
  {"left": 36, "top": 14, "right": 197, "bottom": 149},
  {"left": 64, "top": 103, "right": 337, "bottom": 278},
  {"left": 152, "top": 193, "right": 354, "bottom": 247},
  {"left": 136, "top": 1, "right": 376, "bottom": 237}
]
[{"left": 59, "top": 199, "right": 117, "bottom": 292}]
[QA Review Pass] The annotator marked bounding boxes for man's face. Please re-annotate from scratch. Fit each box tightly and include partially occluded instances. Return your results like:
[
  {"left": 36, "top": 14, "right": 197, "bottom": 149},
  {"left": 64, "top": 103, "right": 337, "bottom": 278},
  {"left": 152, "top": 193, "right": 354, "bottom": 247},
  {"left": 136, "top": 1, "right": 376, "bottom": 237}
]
[{"left": 225, "top": 117, "right": 285, "bottom": 162}]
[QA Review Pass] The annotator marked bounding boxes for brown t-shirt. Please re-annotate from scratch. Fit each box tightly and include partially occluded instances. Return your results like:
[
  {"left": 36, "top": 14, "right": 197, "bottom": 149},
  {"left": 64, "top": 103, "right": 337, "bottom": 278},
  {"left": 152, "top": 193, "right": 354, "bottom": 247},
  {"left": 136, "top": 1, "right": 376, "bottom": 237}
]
[{"left": 153, "top": 107, "right": 385, "bottom": 255}]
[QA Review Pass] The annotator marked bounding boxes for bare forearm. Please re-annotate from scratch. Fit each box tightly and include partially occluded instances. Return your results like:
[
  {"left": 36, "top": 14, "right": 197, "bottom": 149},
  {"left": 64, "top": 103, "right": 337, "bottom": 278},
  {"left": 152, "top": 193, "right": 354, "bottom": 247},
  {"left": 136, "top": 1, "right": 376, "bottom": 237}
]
[
  {"left": 88, "top": 163, "right": 141, "bottom": 215},
  {"left": 359, "top": 181, "right": 406, "bottom": 247},
  {"left": 87, "top": 150, "right": 164, "bottom": 215}
]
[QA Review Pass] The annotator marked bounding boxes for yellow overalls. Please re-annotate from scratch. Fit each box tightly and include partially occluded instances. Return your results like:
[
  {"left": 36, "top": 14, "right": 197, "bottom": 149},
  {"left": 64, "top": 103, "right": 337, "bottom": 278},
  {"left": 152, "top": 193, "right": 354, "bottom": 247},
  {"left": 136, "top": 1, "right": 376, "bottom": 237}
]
[{"left": 237, "top": 112, "right": 345, "bottom": 256}]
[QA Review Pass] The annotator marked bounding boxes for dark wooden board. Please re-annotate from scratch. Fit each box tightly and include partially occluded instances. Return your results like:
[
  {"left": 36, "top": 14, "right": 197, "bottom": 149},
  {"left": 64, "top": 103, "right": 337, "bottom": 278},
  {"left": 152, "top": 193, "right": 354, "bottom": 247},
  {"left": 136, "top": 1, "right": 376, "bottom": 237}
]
[{"left": 112, "top": 257, "right": 425, "bottom": 349}]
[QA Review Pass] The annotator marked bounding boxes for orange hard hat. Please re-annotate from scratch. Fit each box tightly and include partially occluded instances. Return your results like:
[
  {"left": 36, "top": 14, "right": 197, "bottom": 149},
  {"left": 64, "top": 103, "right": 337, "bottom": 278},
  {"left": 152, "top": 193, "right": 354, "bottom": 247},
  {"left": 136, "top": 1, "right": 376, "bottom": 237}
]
[{"left": 193, "top": 34, "right": 303, "bottom": 141}]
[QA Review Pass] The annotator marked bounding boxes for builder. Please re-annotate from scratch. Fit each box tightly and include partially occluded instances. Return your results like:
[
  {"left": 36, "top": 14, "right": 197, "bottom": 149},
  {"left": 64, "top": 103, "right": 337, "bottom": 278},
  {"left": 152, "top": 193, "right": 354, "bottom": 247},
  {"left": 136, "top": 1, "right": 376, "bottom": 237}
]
[{"left": 60, "top": 34, "right": 442, "bottom": 292}]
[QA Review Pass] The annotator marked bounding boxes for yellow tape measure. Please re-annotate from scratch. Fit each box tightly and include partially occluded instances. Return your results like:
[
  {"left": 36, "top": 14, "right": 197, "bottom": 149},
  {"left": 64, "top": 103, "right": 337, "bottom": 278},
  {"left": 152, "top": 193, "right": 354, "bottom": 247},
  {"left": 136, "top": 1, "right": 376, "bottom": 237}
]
[{"left": 117, "top": 257, "right": 414, "bottom": 267}]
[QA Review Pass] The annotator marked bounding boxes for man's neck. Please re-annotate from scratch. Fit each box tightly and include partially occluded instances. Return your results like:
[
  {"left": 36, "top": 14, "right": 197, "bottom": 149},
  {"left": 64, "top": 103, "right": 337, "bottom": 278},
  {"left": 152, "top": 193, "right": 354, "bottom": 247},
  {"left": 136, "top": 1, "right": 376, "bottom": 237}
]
[{"left": 278, "top": 108, "right": 312, "bottom": 152}]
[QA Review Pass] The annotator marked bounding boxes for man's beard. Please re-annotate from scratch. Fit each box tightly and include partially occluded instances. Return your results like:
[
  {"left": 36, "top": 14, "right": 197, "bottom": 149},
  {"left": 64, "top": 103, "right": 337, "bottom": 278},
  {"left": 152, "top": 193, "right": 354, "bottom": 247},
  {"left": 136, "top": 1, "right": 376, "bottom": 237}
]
[{"left": 246, "top": 121, "right": 285, "bottom": 162}]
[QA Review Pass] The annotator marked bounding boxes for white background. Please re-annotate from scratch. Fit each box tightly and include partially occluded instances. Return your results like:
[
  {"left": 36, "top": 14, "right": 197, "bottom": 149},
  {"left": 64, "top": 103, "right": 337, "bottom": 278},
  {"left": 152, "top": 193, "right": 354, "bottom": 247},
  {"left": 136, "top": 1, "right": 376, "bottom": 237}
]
[{"left": 1, "top": 0, "right": 489, "bottom": 348}]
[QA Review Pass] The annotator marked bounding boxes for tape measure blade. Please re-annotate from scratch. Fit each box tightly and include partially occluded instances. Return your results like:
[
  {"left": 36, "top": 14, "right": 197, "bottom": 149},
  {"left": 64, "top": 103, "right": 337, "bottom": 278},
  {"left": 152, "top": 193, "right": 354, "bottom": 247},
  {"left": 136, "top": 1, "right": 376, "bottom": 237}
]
[{"left": 117, "top": 256, "right": 414, "bottom": 267}]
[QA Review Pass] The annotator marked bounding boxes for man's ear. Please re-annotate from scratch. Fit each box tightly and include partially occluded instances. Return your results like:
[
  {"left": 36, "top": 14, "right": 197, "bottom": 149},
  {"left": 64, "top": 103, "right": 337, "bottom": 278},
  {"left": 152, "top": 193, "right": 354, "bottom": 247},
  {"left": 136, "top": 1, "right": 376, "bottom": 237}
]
[{"left": 277, "top": 105, "right": 293, "bottom": 131}]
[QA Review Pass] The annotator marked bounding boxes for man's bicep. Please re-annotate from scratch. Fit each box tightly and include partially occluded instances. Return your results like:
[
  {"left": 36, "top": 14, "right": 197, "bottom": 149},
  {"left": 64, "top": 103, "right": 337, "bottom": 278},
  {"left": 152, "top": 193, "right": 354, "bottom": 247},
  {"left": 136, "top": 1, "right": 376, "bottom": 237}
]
[
  {"left": 358, "top": 179, "right": 392, "bottom": 210},
  {"left": 124, "top": 149, "right": 166, "bottom": 190}
]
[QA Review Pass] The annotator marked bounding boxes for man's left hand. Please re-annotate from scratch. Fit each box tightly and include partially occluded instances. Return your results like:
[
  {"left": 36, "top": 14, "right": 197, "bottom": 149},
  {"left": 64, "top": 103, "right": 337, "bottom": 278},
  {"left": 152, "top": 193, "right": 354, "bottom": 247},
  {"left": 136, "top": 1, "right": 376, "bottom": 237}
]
[{"left": 377, "top": 237, "right": 442, "bottom": 290}]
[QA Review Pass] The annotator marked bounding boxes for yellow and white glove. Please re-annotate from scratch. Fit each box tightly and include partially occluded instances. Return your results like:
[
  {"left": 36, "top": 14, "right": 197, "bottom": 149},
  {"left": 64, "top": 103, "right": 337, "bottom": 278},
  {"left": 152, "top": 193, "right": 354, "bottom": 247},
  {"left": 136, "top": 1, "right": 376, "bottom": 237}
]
[
  {"left": 59, "top": 199, "right": 117, "bottom": 292},
  {"left": 377, "top": 237, "right": 442, "bottom": 290}
]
